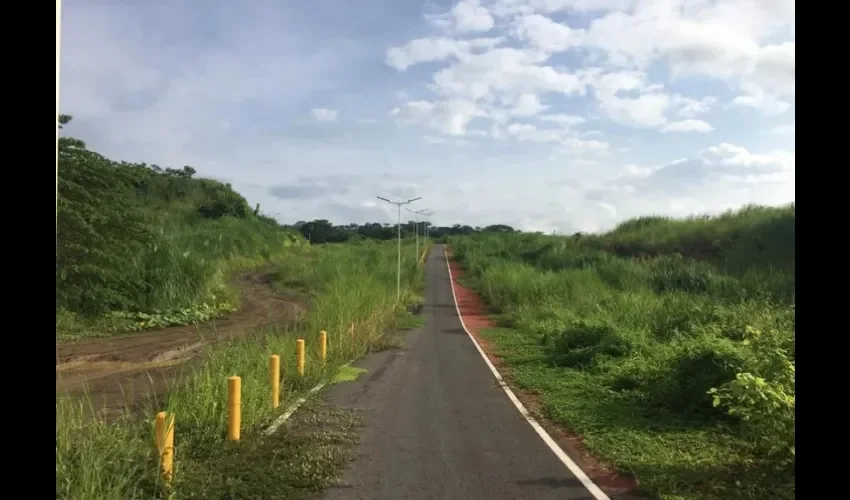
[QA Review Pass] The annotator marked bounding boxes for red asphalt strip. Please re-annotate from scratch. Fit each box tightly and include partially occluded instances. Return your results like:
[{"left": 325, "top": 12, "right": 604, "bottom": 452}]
[{"left": 445, "top": 250, "right": 640, "bottom": 498}]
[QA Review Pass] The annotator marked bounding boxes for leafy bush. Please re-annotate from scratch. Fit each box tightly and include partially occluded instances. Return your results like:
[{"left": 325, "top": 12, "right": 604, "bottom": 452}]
[
  {"left": 649, "top": 338, "right": 750, "bottom": 413},
  {"left": 709, "top": 370, "right": 795, "bottom": 461},
  {"left": 550, "top": 319, "right": 633, "bottom": 368},
  {"left": 56, "top": 138, "right": 152, "bottom": 315},
  {"left": 709, "top": 325, "right": 795, "bottom": 462},
  {"left": 196, "top": 185, "right": 251, "bottom": 219}
]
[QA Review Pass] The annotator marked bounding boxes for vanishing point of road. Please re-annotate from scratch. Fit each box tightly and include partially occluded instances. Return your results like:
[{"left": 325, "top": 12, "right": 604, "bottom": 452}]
[{"left": 321, "top": 244, "right": 608, "bottom": 500}]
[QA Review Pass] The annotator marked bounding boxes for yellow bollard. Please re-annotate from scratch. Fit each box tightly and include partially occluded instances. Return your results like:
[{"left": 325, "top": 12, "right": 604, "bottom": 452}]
[
  {"left": 227, "top": 376, "right": 241, "bottom": 441},
  {"left": 296, "top": 339, "right": 305, "bottom": 377},
  {"left": 154, "top": 411, "right": 175, "bottom": 485},
  {"left": 320, "top": 330, "right": 327, "bottom": 364},
  {"left": 270, "top": 354, "right": 280, "bottom": 409}
]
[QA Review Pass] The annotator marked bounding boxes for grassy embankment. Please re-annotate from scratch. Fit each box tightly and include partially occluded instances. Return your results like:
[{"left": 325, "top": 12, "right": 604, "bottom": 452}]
[
  {"left": 55, "top": 128, "right": 307, "bottom": 341},
  {"left": 56, "top": 127, "right": 429, "bottom": 499},
  {"left": 450, "top": 204, "right": 794, "bottom": 500}
]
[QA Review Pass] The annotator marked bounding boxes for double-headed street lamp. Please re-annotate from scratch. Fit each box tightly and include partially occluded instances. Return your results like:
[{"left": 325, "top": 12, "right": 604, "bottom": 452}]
[
  {"left": 405, "top": 207, "right": 432, "bottom": 261},
  {"left": 377, "top": 196, "right": 422, "bottom": 302},
  {"left": 422, "top": 211, "right": 434, "bottom": 242}
]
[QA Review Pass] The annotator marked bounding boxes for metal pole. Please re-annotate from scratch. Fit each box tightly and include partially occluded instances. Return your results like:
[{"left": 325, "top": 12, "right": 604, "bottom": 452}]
[
  {"left": 56, "top": 0, "right": 63, "bottom": 381},
  {"left": 407, "top": 207, "right": 430, "bottom": 262},
  {"left": 414, "top": 213, "right": 419, "bottom": 260},
  {"left": 56, "top": 0, "right": 62, "bottom": 219},
  {"left": 377, "top": 196, "right": 422, "bottom": 303},
  {"left": 396, "top": 204, "right": 401, "bottom": 302}
]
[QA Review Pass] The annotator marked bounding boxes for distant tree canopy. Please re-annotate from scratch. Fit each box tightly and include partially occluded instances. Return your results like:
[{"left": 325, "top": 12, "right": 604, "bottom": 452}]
[{"left": 288, "top": 220, "right": 517, "bottom": 244}]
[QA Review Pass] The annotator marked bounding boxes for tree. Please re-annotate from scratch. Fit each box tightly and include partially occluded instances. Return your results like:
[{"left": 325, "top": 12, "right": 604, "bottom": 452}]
[{"left": 483, "top": 224, "right": 515, "bottom": 233}]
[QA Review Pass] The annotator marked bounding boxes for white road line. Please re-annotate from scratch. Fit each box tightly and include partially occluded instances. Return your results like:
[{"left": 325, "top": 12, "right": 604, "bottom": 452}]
[
  {"left": 264, "top": 383, "right": 325, "bottom": 436},
  {"left": 442, "top": 246, "right": 611, "bottom": 500}
]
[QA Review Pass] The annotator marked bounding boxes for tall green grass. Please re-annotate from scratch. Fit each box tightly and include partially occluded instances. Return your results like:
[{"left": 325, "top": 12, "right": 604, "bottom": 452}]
[
  {"left": 56, "top": 133, "right": 305, "bottom": 340},
  {"left": 56, "top": 238, "right": 425, "bottom": 499},
  {"left": 56, "top": 128, "right": 430, "bottom": 498},
  {"left": 450, "top": 204, "right": 795, "bottom": 499}
]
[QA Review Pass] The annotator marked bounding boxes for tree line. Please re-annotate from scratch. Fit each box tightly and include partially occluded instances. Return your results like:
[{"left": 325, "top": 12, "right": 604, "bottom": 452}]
[{"left": 287, "top": 219, "right": 517, "bottom": 244}]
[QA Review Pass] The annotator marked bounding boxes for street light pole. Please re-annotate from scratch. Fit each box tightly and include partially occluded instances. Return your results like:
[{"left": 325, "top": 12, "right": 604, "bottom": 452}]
[
  {"left": 418, "top": 210, "right": 434, "bottom": 246},
  {"left": 377, "top": 196, "right": 422, "bottom": 302},
  {"left": 56, "top": 0, "right": 63, "bottom": 381},
  {"left": 405, "top": 207, "right": 430, "bottom": 262},
  {"left": 57, "top": 0, "right": 62, "bottom": 221}
]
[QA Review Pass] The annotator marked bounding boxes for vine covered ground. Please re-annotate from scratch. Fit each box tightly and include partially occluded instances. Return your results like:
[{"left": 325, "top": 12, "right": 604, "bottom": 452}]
[{"left": 450, "top": 204, "right": 795, "bottom": 499}]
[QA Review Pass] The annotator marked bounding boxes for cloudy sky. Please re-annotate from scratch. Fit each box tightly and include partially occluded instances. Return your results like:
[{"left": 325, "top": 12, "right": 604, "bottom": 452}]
[{"left": 59, "top": 0, "right": 794, "bottom": 234}]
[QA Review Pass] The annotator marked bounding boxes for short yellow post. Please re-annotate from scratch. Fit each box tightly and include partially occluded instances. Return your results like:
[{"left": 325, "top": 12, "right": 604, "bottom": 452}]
[
  {"left": 320, "top": 330, "right": 327, "bottom": 364},
  {"left": 154, "top": 411, "right": 175, "bottom": 486},
  {"left": 227, "top": 376, "right": 241, "bottom": 441},
  {"left": 296, "top": 339, "right": 305, "bottom": 377},
  {"left": 270, "top": 354, "right": 280, "bottom": 409}
]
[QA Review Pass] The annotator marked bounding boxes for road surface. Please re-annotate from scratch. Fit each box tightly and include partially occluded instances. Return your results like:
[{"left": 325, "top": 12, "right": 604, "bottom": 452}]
[{"left": 321, "top": 244, "right": 605, "bottom": 500}]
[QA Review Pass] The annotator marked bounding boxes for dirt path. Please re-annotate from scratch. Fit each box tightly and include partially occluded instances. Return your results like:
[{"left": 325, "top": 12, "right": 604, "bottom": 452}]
[{"left": 56, "top": 271, "right": 306, "bottom": 418}]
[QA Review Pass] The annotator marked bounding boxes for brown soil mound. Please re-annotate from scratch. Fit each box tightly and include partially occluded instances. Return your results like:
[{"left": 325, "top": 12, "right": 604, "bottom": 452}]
[{"left": 56, "top": 271, "right": 306, "bottom": 418}]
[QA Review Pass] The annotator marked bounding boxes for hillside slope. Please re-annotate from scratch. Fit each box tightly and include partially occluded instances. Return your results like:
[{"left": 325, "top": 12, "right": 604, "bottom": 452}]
[
  {"left": 450, "top": 204, "right": 795, "bottom": 499},
  {"left": 57, "top": 117, "right": 304, "bottom": 339}
]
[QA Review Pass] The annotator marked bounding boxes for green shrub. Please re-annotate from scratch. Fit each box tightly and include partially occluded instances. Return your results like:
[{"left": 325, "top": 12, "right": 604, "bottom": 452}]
[
  {"left": 550, "top": 319, "right": 633, "bottom": 368},
  {"left": 197, "top": 195, "right": 251, "bottom": 219},
  {"left": 709, "top": 369, "right": 795, "bottom": 462},
  {"left": 56, "top": 138, "right": 153, "bottom": 315},
  {"left": 649, "top": 338, "right": 750, "bottom": 414}
]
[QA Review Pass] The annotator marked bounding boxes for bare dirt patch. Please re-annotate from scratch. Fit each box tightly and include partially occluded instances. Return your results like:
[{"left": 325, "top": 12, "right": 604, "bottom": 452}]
[
  {"left": 446, "top": 251, "right": 641, "bottom": 499},
  {"left": 56, "top": 270, "right": 306, "bottom": 418}
]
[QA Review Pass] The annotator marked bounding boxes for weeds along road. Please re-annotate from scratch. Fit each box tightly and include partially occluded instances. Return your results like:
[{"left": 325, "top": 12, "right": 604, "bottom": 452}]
[{"left": 320, "top": 244, "right": 608, "bottom": 500}]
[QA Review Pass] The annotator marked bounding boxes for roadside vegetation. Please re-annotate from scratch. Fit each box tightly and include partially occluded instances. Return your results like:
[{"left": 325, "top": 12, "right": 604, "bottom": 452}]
[
  {"left": 55, "top": 117, "right": 430, "bottom": 499},
  {"left": 56, "top": 115, "right": 305, "bottom": 340},
  {"left": 450, "top": 204, "right": 795, "bottom": 500}
]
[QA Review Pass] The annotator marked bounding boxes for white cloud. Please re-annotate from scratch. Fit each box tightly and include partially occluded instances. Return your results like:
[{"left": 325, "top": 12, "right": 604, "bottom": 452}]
[
  {"left": 598, "top": 91, "right": 670, "bottom": 128},
  {"left": 700, "top": 143, "right": 794, "bottom": 172},
  {"left": 769, "top": 124, "right": 795, "bottom": 136},
  {"left": 731, "top": 84, "right": 791, "bottom": 116},
  {"left": 451, "top": 0, "right": 495, "bottom": 33},
  {"left": 385, "top": 36, "right": 503, "bottom": 71},
  {"left": 510, "top": 93, "right": 549, "bottom": 117},
  {"left": 563, "top": 136, "right": 610, "bottom": 156},
  {"left": 492, "top": 0, "right": 637, "bottom": 17},
  {"left": 662, "top": 119, "right": 714, "bottom": 133},
  {"left": 311, "top": 108, "right": 338, "bottom": 122},
  {"left": 61, "top": 1, "right": 794, "bottom": 234},
  {"left": 673, "top": 95, "right": 716, "bottom": 117},
  {"left": 391, "top": 99, "right": 483, "bottom": 136},
  {"left": 513, "top": 13, "right": 582, "bottom": 53},
  {"left": 539, "top": 114, "right": 586, "bottom": 126},
  {"left": 541, "top": 0, "right": 795, "bottom": 116},
  {"left": 579, "top": 142, "right": 794, "bottom": 225},
  {"left": 430, "top": 47, "right": 588, "bottom": 101}
]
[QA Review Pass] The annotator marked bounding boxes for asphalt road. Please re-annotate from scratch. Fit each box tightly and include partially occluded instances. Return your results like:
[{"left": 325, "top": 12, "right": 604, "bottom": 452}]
[{"left": 320, "top": 244, "right": 604, "bottom": 500}]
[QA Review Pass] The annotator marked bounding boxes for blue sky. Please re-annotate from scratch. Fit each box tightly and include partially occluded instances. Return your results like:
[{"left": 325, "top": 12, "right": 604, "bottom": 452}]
[{"left": 59, "top": 0, "right": 794, "bottom": 233}]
